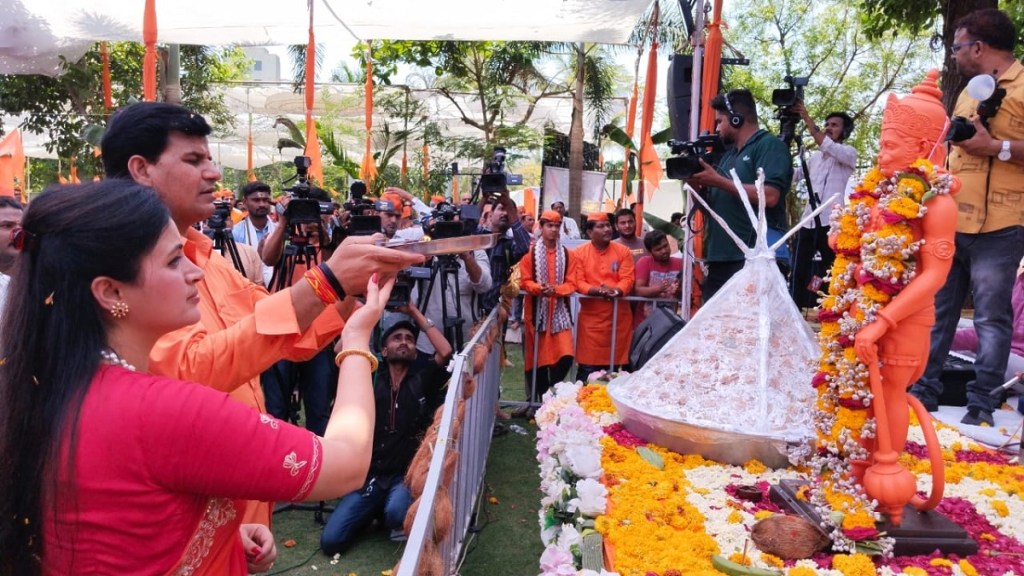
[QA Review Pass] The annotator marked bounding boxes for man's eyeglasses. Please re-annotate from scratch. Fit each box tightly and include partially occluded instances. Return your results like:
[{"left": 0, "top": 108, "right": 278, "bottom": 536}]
[{"left": 951, "top": 40, "right": 980, "bottom": 54}]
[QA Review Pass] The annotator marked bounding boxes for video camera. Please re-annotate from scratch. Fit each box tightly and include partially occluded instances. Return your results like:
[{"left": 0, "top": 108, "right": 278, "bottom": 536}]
[
  {"left": 283, "top": 156, "right": 333, "bottom": 226},
  {"left": 387, "top": 266, "right": 431, "bottom": 310},
  {"left": 426, "top": 201, "right": 482, "bottom": 239},
  {"left": 773, "top": 75, "right": 809, "bottom": 145},
  {"left": 665, "top": 133, "right": 724, "bottom": 180},
  {"left": 343, "top": 180, "right": 382, "bottom": 237},
  {"left": 206, "top": 198, "right": 233, "bottom": 231},
  {"left": 947, "top": 87, "right": 1007, "bottom": 142},
  {"left": 479, "top": 146, "right": 508, "bottom": 194}
]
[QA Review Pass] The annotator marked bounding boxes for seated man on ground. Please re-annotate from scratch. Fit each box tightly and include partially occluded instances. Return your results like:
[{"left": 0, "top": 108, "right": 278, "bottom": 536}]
[{"left": 320, "top": 303, "right": 453, "bottom": 554}]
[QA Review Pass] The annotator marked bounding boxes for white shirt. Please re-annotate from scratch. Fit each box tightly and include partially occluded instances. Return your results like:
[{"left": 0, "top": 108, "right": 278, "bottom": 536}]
[
  {"left": 411, "top": 249, "right": 492, "bottom": 353},
  {"left": 798, "top": 136, "right": 857, "bottom": 229},
  {"left": 561, "top": 216, "right": 581, "bottom": 239},
  {"left": 0, "top": 272, "right": 9, "bottom": 323},
  {"left": 232, "top": 217, "right": 277, "bottom": 286}
]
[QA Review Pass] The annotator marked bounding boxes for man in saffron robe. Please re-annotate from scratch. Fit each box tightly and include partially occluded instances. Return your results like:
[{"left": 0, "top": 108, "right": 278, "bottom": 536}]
[
  {"left": 519, "top": 210, "right": 579, "bottom": 406},
  {"left": 573, "top": 213, "right": 635, "bottom": 383}
]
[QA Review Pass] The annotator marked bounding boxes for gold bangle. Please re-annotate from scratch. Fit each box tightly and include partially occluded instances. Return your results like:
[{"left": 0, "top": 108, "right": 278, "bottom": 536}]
[{"left": 334, "top": 349, "right": 378, "bottom": 372}]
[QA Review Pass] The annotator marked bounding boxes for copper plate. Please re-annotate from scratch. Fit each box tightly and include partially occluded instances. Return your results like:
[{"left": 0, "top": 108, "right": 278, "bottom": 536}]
[{"left": 384, "top": 234, "right": 498, "bottom": 256}]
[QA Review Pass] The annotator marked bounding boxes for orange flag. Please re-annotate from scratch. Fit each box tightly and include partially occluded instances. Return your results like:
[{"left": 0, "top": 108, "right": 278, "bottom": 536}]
[
  {"left": 638, "top": 41, "right": 663, "bottom": 208},
  {"left": 142, "top": 0, "right": 158, "bottom": 101},
  {"left": 619, "top": 82, "right": 639, "bottom": 207},
  {"left": 359, "top": 51, "right": 378, "bottom": 185},
  {"left": 101, "top": 42, "right": 113, "bottom": 111},
  {"left": 302, "top": 3, "right": 323, "bottom": 186},
  {"left": 700, "top": 0, "right": 726, "bottom": 133},
  {"left": 0, "top": 130, "right": 26, "bottom": 199}
]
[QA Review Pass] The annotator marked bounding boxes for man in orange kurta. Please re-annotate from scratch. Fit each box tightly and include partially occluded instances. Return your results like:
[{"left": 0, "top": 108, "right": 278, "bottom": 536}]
[
  {"left": 573, "top": 213, "right": 635, "bottom": 383},
  {"left": 102, "top": 102, "right": 422, "bottom": 533},
  {"left": 519, "top": 210, "right": 579, "bottom": 404}
]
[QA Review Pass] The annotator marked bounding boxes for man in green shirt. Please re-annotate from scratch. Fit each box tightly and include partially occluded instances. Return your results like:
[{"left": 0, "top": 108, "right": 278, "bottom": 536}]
[{"left": 686, "top": 89, "right": 793, "bottom": 303}]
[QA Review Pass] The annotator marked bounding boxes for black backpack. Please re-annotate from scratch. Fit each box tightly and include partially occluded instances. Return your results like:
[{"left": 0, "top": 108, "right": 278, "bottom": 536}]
[{"left": 630, "top": 305, "right": 686, "bottom": 369}]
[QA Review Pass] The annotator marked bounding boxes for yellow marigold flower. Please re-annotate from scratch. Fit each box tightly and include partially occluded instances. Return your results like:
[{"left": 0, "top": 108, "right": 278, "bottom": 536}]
[
  {"left": 951, "top": 441, "right": 962, "bottom": 452},
  {"left": 833, "top": 553, "right": 877, "bottom": 576},
  {"left": 990, "top": 499, "right": 1009, "bottom": 517},
  {"left": 979, "top": 488, "right": 996, "bottom": 497},
  {"left": 929, "top": 558, "right": 953, "bottom": 568},
  {"left": 959, "top": 559, "right": 979, "bottom": 576},
  {"left": 760, "top": 553, "right": 784, "bottom": 568},
  {"left": 726, "top": 510, "right": 743, "bottom": 524},
  {"left": 901, "top": 568, "right": 928, "bottom": 576},
  {"left": 981, "top": 532, "right": 997, "bottom": 541},
  {"left": 910, "top": 158, "right": 934, "bottom": 174},
  {"left": 579, "top": 384, "right": 616, "bottom": 415},
  {"left": 841, "top": 509, "right": 878, "bottom": 530},
  {"left": 796, "top": 485, "right": 810, "bottom": 501},
  {"left": 754, "top": 510, "right": 774, "bottom": 521},
  {"left": 788, "top": 567, "right": 819, "bottom": 576},
  {"left": 861, "top": 283, "right": 892, "bottom": 304},
  {"left": 888, "top": 196, "right": 921, "bottom": 218},
  {"left": 728, "top": 553, "right": 752, "bottom": 566},
  {"left": 744, "top": 460, "right": 767, "bottom": 474}
]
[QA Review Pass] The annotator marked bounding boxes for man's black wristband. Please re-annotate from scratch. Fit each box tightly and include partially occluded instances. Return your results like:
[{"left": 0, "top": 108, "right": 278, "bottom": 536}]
[{"left": 317, "top": 263, "right": 346, "bottom": 301}]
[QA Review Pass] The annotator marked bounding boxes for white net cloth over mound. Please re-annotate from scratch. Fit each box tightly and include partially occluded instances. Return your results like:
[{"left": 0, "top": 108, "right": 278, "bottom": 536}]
[
  {"left": 609, "top": 170, "right": 830, "bottom": 461},
  {"left": 614, "top": 256, "right": 818, "bottom": 441}
]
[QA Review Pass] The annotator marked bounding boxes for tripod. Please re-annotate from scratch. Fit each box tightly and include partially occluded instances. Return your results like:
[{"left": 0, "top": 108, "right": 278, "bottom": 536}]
[
  {"left": 416, "top": 254, "right": 469, "bottom": 352},
  {"left": 266, "top": 227, "right": 336, "bottom": 525},
  {"left": 205, "top": 223, "right": 246, "bottom": 276},
  {"left": 785, "top": 129, "right": 830, "bottom": 308}
]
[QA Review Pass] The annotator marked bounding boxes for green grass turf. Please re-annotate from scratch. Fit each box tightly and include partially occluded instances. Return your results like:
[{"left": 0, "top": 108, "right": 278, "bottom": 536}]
[{"left": 267, "top": 345, "right": 542, "bottom": 575}]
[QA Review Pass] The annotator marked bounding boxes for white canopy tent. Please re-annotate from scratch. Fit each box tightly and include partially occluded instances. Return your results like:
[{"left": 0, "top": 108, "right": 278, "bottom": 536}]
[
  {"left": 9, "top": 82, "right": 627, "bottom": 170},
  {"left": 1, "top": 0, "right": 655, "bottom": 76}
]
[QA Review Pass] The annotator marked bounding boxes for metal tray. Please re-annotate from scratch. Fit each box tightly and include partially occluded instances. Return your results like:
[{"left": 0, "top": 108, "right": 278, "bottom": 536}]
[
  {"left": 384, "top": 233, "right": 498, "bottom": 256},
  {"left": 606, "top": 374, "right": 812, "bottom": 469}
]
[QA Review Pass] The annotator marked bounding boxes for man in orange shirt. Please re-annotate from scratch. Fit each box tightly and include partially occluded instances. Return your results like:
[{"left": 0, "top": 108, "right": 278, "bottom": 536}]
[
  {"left": 101, "top": 102, "right": 422, "bottom": 529},
  {"left": 518, "top": 210, "right": 579, "bottom": 405},
  {"left": 573, "top": 213, "right": 635, "bottom": 383}
]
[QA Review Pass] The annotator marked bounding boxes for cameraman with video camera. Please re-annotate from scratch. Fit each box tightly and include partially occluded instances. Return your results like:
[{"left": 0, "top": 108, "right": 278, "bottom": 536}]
[
  {"left": 910, "top": 8, "right": 1024, "bottom": 426},
  {"left": 474, "top": 149, "right": 532, "bottom": 314},
  {"left": 685, "top": 89, "right": 793, "bottom": 303},
  {"left": 789, "top": 101, "right": 857, "bottom": 309},
  {"left": 258, "top": 183, "right": 348, "bottom": 436}
]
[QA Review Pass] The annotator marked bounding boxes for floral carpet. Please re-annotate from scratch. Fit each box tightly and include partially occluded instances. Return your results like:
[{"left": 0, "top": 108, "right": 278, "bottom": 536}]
[{"left": 536, "top": 381, "right": 1024, "bottom": 576}]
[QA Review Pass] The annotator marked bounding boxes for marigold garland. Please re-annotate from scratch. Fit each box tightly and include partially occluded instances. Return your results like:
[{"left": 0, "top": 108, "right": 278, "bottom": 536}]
[{"left": 807, "top": 159, "right": 953, "bottom": 553}]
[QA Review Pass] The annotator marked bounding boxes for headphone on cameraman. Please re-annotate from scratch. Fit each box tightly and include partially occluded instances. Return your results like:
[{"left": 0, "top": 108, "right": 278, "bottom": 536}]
[{"left": 723, "top": 93, "right": 744, "bottom": 128}]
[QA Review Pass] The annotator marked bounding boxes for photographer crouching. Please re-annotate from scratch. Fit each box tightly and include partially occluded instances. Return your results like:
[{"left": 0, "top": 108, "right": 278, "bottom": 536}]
[
  {"left": 789, "top": 101, "right": 857, "bottom": 309},
  {"left": 683, "top": 89, "right": 794, "bottom": 303}
]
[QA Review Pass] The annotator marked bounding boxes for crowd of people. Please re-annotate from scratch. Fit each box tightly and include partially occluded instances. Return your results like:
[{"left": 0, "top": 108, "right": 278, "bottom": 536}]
[{"left": 2, "top": 8, "right": 1023, "bottom": 573}]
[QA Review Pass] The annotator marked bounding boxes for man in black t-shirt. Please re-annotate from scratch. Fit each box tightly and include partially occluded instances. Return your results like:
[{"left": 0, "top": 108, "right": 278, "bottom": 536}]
[{"left": 320, "top": 305, "right": 452, "bottom": 554}]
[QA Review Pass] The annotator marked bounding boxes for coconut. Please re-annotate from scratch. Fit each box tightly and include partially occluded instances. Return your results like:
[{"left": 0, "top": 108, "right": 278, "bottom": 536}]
[{"left": 750, "top": 514, "right": 830, "bottom": 559}]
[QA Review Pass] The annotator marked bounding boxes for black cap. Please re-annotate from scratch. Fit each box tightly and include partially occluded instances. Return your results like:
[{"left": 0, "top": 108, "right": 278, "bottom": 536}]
[{"left": 380, "top": 316, "right": 419, "bottom": 347}]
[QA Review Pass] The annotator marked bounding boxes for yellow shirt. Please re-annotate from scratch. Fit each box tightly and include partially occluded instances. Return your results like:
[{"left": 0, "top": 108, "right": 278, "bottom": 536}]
[{"left": 949, "top": 59, "right": 1024, "bottom": 233}]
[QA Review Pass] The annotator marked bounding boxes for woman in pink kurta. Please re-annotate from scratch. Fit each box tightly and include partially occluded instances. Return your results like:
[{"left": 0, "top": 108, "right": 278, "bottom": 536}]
[{"left": 0, "top": 180, "right": 399, "bottom": 575}]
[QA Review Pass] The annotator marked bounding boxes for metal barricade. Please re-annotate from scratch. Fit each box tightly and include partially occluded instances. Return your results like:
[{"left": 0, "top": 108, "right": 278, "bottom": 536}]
[
  {"left": 396, "top": 308, "right": 501, "bottom": 576},
  {"left": 514, "top": 292, "right": 680, "bottom": 410}
]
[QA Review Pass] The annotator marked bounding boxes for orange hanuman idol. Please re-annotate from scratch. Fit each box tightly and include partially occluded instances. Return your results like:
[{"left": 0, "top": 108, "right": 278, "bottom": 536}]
[{"left": 820, "top": 70, "right": 959, "bottom": 528}]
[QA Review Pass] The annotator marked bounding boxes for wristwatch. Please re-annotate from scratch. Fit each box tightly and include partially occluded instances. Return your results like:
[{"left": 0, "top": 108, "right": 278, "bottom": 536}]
[
  {"left": 998, "top": 140, "right": 1012, "bottom": 161},
  {"left": 423, "top": 317, "right": 435, "bottom": 328}
]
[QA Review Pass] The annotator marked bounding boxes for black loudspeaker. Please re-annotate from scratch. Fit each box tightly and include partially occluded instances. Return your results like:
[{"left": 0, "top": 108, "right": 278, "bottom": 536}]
[{"left": 667, "top": 54, "right": 694, "bottom": 142}]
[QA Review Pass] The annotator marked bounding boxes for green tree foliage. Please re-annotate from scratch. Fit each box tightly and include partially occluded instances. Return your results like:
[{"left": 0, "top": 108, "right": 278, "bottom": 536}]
[
  {"left": 358, "top": 40, "right": 572, "bottom": 157},
  {"left": 0, "top": 43, "right": 247, "bottom": 170},
  {"left": 724, "top": 0, "right": 936, "bottom": 163},
  {"left": 858, "top": 0, "right": 1005, "bottom": 111}
]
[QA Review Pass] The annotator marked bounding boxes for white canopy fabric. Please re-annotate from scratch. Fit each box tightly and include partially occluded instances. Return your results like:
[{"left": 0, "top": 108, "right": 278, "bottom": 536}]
[
  {"left": 9, "top": 82, "right": 627, "bottom": 170},
  {"left": 1, "top": 0, "right": 654, "bottom": 76}
]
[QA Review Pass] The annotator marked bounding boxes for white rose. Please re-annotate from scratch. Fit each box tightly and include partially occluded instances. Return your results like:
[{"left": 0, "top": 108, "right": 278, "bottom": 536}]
[{"left": 564, "top": 445, "right": 602, "bottom": 479}]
